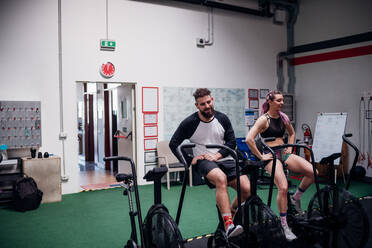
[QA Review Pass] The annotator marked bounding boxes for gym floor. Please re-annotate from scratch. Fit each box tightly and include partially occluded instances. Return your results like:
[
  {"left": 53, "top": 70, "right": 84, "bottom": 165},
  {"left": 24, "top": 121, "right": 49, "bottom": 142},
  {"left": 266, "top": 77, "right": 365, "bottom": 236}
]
[{"left": 0, "top": 177, "right": 371, "bottom": 248}]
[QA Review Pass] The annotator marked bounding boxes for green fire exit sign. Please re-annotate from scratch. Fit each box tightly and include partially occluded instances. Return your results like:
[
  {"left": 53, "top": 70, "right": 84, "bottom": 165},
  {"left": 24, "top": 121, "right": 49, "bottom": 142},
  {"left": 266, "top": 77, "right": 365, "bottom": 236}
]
[{"left": 100, "top": 39, "right": 116, "bottom": 51}]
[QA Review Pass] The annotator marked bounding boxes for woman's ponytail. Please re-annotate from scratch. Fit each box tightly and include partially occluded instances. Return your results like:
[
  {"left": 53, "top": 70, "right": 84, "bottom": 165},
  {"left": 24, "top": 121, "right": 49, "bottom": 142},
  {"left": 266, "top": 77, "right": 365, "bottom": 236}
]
[{"left": 261, "top": 100, "right": 269, "bottom": 115}]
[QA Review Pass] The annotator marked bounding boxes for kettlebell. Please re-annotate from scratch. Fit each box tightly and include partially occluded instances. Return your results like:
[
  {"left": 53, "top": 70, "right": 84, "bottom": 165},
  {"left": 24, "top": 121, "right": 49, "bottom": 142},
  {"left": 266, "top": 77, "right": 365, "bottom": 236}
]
[
  {"left": 38, "top": 152, "right": 43, "bottom": 158},
  {"left": 44, "top": 152, "right": 49, "bottom": 158},
  {"left": 350, "top": 166, "right": 366, "bottom": 179},
  {"left": 30, "top": 148, "right": 36, "bottom": 158}
]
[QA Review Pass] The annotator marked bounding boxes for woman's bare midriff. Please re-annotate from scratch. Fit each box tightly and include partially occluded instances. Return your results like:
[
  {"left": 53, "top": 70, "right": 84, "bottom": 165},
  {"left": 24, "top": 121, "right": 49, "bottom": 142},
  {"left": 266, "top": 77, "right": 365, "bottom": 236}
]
[{"left": 265, "top": 137, "right": 285, "bottom": 148}]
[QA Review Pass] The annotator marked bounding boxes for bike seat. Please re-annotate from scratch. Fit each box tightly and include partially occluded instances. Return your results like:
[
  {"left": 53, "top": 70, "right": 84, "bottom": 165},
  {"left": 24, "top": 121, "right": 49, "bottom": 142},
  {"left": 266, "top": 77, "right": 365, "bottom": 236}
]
[
  {"left": 116, "top": 173, "right": 133, "bottom": 182},
  {"left": 319, "top": 153, "right": 342, "bottom": 165},
  {"left": 143, "top": 167, "right": 168, "bottom": 182}
]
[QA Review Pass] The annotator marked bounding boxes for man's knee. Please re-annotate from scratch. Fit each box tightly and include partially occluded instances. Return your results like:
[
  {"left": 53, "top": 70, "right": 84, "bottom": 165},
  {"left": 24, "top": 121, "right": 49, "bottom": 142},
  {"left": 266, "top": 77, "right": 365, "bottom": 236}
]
[
  {"left": 207, "top": 169, "right": 227, "bottom": 187},
  {"left": 215, "top": 174, "right": 228, "bottom": 188}
]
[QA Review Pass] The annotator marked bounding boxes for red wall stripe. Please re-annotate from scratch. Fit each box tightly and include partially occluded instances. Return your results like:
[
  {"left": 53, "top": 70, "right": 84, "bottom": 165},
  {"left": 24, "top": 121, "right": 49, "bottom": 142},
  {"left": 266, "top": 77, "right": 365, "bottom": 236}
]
[{"left": 291, "top": 45, "right": 372, "bottom": 66}]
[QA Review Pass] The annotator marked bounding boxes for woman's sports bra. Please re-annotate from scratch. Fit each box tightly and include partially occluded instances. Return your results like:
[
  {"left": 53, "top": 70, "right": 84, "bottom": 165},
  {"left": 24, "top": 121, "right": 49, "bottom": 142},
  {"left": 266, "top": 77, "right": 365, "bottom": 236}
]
[{"left": 260, "top": 113, "right": 286, "bottom": 138}]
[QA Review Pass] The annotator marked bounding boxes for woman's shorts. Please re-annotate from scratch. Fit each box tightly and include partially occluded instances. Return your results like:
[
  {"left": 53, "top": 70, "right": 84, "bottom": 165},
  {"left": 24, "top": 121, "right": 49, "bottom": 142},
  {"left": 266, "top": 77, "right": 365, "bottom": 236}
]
[
  {"left": 263, "top": 148, "right": 291, "bottom": 168},
  {"left": 195, "top": 159, "right": 238, "bottom": 182}
]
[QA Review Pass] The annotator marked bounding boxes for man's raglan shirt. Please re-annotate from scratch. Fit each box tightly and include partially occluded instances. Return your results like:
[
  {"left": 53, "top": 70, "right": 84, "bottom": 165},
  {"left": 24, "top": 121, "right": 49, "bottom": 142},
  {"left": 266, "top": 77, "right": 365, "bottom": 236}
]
[{"left": 169, "top": 111, "right": 236, "bottom": 161}]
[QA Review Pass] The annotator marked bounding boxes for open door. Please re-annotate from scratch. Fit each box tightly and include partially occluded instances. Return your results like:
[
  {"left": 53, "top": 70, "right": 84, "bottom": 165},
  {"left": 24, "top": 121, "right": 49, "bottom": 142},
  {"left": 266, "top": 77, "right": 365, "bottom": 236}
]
[
  {"left": 76, "top": 82, "right": 137, "bottom": 190},
  {"left": 114, "top": 84, "right": 136, "bottom": 175}
]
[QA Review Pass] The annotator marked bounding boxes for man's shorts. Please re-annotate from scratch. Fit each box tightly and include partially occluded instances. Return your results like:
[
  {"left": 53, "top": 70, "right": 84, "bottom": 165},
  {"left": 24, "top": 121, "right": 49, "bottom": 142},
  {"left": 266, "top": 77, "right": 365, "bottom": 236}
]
[{"left": 195, "top": 159, "right": 238, "bottom": 182}]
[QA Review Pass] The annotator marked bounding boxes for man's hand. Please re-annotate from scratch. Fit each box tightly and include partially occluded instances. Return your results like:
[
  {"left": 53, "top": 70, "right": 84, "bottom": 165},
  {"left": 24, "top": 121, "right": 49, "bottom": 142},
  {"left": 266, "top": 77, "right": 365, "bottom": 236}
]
[
  {"left": 191, "top": 155, "right": 205, "bottom": 165},
  {"left": 204, "top": 152, "right": 222, "bottom": 162}
]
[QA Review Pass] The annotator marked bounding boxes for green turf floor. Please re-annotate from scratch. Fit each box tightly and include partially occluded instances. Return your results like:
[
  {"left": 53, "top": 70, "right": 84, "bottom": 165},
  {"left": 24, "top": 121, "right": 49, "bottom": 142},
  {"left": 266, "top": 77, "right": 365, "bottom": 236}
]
[{"left": 1, "top": 178, "right": 371, "bottom": 248}]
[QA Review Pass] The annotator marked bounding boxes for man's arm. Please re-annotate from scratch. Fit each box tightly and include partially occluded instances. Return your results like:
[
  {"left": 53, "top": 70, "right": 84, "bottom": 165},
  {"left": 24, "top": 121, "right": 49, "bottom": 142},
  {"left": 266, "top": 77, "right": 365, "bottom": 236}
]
[
  {"left": 218, "top": 113, "right": 236, "bottom": 158},
  {"left": 169, "top": 113, "right": 199, "bottom": 162},
  {"left": 169, "top": 121, "right": 188, "bottom": 161}
]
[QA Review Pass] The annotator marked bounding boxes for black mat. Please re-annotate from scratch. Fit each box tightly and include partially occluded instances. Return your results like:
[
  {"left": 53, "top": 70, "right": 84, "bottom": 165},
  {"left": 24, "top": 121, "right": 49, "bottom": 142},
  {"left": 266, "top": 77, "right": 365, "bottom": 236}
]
[{"left": 359, "top": 196, "right": 372, "bottom": 248}]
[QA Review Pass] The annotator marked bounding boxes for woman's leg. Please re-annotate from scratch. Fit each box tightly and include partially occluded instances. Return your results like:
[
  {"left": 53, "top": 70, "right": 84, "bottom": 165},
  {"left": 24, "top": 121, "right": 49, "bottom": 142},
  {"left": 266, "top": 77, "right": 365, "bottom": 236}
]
[
  {"left": 285, "top": 154, "right": 318, "bottom": 191},
  {"left": 265, "top": 159, "right": 288, "bottom": 213},
  {"left": 265, "top": 159, "right": 296, "bottom": 240},
  {"left": 285, "top": 154, "right": 318, "bottom": 212}
]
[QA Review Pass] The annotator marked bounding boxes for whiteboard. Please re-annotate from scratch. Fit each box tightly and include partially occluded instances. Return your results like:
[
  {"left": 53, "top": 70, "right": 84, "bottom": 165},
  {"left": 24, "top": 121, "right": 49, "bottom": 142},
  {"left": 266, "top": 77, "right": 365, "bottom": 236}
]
[
  {"left": 163, "top": 87, "right": 246, "bottom": 140},
  {"left": 312, "top": 112, "right": 347, "bottom": 164}
]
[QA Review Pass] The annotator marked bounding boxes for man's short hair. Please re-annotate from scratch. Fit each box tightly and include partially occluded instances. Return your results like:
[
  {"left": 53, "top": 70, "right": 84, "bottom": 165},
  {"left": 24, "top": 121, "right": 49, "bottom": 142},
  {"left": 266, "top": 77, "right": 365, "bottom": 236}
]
[{"left": 193, "top": 88, "right": 211, "bottom": 101}]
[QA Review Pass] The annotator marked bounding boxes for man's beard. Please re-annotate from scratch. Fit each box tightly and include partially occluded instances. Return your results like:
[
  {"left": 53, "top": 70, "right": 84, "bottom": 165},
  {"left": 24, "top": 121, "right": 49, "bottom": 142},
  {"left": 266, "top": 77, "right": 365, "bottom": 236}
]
[{"left": 200, "top": 106, "right": 215, "bottom": 119}]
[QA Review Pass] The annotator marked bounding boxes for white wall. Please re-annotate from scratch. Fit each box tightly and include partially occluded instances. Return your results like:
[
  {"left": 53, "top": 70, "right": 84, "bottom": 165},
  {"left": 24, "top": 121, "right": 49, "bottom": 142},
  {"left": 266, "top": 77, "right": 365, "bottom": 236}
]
[
  {"left": 0, "top": 0, "right": 286, "bottom": 193},
  {"left": 295, "top": 0, "right": 372, "bottom": 175}
]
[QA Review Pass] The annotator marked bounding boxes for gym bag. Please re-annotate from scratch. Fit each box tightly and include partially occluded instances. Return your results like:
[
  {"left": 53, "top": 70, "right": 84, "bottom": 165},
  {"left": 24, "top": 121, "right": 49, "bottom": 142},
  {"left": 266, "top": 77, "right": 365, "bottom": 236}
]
[{"left": 13, "top": 175, "right": 43, "bottom": 212}]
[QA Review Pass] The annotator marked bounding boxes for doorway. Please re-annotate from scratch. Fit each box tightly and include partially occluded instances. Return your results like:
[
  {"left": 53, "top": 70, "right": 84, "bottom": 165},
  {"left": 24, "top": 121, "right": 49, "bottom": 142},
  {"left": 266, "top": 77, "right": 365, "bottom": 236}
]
[{"left": 76, "top": 82, "right": 137, "bottom": 190}]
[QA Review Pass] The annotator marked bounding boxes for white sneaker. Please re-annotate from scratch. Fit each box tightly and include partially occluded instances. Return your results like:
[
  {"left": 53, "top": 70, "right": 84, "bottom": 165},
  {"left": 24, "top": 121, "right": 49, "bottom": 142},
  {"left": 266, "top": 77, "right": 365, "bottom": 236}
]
[
  {"left": 282, "top": 225, "right": 297, "bottom": 241},
  {"left": 290, "top": 196, "right": 302, "bottom": 213},
  {"left": 226, "top": 224, "right": 244, "bottom": 238}
]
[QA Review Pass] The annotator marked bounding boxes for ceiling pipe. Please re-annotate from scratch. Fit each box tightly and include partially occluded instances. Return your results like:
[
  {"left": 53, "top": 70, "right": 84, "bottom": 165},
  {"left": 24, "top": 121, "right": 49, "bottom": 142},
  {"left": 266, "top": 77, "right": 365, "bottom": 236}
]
[
  {"left": 141, "top": 0, "right": 298, "bottom": 92},
  {"left": 277, "top": 31, "right": 372, "bottom": 64},
  {"left": 171, "top": 0, "right": 298, "bottom": 93},
  {"left": 270, "top": 0, "right": 299, "bottom": 93},
  {"left": 172, "top": 0, "right": 273, "bottom": 17}
]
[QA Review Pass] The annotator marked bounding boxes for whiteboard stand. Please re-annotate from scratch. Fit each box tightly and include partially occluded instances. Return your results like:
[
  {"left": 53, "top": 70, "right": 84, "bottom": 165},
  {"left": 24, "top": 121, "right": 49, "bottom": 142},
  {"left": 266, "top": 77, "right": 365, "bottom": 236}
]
[{"left": 312, "top": 112, "right": 347, "bottom": 184}]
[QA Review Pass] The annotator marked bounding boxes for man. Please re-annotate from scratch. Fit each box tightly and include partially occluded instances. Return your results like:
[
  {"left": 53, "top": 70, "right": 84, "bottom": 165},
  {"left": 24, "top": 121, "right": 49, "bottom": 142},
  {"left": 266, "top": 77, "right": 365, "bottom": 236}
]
[{"left": 169, "top": 88, "right": 250, "bottom": 238}]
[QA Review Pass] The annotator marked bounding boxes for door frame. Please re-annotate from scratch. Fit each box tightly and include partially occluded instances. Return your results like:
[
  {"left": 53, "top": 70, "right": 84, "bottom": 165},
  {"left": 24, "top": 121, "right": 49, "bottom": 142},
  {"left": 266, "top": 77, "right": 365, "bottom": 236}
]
[{"left": 76, "top": 81, "right": 137, "bottom": 177}]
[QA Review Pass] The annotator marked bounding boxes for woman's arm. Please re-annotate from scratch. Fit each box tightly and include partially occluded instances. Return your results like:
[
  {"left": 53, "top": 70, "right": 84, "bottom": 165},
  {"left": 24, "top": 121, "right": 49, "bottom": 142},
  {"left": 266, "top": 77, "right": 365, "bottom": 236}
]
[
  {"left": 246, "top": 116, "right": 272, "bottom": 161},
  {"left": 284, "top": 113, "right": 295, "bottom": 153}
]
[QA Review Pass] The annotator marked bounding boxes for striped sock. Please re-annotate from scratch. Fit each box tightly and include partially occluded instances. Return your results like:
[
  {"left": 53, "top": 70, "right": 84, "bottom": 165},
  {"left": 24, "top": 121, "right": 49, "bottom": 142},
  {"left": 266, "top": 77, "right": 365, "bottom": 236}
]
[
  {"left": 222, "top": 213, "right": 234, "bottom": 231},
  {"left": 292, "top": 187, "right": 305, "bottom": 201},
  {"left": 280, "top": 212, "right": 288, "bottom": 227}
]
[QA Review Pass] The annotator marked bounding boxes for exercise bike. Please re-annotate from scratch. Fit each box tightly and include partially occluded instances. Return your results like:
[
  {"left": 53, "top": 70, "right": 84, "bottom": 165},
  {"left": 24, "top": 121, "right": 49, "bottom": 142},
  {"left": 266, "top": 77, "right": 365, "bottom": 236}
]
[
  {"left": 175, "top": 143, "right": 245, "bottom": 248},
  {"left": 262, "top": 134, "right": 370, "bottom": 248},
  {"left": 176, "top": 143, "right": 286, "bottom": 247},
  {"left": 103, "top": 156, "right": 184, "bottom": 248},
  {"left": 234, "top": 145, "right": 287, "bottom": 248}
]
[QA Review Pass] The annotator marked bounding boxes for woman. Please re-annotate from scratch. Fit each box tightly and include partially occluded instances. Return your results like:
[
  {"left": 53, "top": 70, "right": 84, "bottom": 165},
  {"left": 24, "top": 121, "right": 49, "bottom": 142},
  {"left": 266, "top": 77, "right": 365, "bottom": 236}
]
[{"left": 245, "top": 91, "right": 316, "bottom": 241}]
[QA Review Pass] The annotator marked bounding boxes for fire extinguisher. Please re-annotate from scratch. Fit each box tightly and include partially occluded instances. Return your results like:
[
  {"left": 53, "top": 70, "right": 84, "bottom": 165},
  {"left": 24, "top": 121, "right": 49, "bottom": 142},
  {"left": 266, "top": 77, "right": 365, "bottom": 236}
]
[{"left": 302, "top": 124, "right": 312, "bottom": 161}]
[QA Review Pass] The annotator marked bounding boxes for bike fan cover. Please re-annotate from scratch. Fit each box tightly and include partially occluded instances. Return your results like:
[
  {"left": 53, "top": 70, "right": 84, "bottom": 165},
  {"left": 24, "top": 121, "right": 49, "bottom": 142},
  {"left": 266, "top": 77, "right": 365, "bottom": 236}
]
[{"left": 143, "top": 204, "right": 184, "bottom": 248}]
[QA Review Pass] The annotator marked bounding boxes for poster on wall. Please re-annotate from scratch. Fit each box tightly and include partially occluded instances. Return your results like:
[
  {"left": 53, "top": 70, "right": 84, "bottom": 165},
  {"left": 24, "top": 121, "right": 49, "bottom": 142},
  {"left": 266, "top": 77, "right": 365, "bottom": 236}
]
[
  {"left": 144, "top": 125, "right": 158, "bottom": 138},
  {"left": 144, "top": 151, "right": 157, "bottom": 164},
  {"left": 143, "top": 113, "right": 158, "bottom": 125},
  {"left": 249, "top": 99, "right": 259, "bottom": 109},
  {"left": 142, "top": 87, "right": 159, "bottom": 113},
  {"left": 260, "top": 89, "right": 270, "bottom": 99},
  {"left": 144, "top": 138, "right": 158, "bottom": 151},
  {"left": 248, "top": 89, "right": 259, "bottom": 99}
]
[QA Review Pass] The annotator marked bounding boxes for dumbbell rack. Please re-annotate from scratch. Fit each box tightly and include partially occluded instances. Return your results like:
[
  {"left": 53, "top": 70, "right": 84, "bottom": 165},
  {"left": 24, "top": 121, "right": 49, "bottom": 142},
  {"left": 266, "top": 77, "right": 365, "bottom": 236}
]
[{"left": 0, "top": 101, "right": 42, "bottom": 149}]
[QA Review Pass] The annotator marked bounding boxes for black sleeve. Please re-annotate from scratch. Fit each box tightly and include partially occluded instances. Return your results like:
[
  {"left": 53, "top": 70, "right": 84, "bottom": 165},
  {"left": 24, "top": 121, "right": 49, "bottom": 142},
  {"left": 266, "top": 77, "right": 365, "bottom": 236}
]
[
  {"left": 216, "top": 112, "right": 236, "bottom": 158},
  {"left": 169, "top": 113, "right": 198, "bottom": 161}
]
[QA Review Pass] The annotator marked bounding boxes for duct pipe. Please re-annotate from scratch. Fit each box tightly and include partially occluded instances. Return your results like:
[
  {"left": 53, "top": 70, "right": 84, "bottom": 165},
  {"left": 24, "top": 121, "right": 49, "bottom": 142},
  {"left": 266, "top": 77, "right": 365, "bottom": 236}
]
[
  {"left": 270, "top": 0, "right": 299, "bottom": 93},
  {"left": 58, "top": 0, "right": 68, "bottom": 182},
  {"left": 277, "top": 31, "right": 372, "bottom": 92},
  {"left": 172, "top": 0, "right": 273, "bottom": 17}
]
